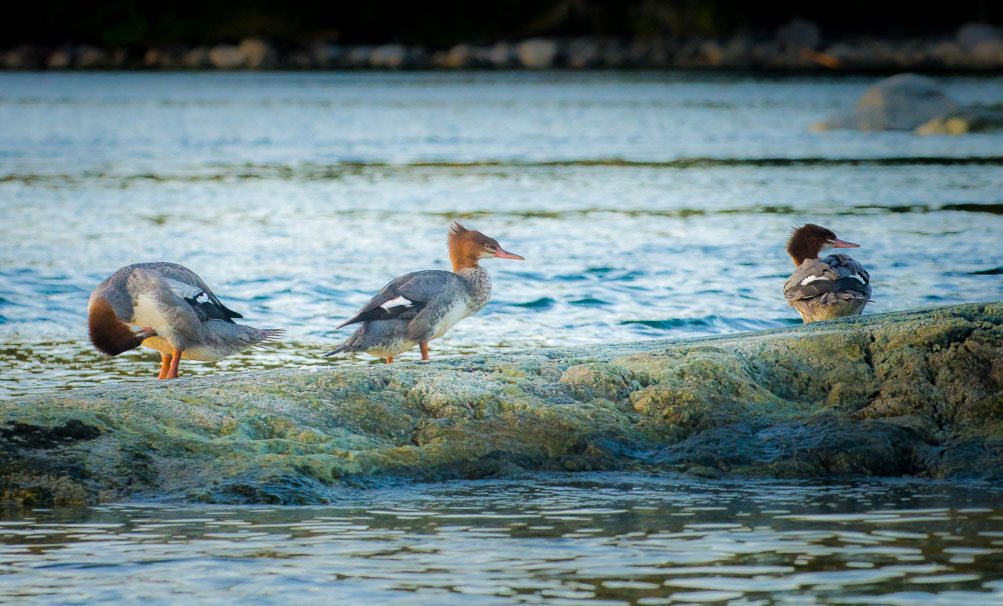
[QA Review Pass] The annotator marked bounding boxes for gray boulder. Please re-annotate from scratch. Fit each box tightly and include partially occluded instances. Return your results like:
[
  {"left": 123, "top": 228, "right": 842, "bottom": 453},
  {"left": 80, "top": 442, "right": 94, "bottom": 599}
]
[{"left": 811, "top": 73, "right": 958, "bottom": 131}]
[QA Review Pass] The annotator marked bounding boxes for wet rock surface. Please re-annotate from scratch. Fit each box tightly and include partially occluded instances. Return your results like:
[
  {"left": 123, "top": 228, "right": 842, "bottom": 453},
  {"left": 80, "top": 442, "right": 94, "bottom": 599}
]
[{"left": 2, "top": 302, "right": 1001, "bottom": 506}]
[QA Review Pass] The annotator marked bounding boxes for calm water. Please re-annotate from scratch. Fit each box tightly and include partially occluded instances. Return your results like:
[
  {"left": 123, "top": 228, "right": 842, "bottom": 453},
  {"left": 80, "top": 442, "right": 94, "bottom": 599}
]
[
  {"left": 2, "top": 474, "right": 1003, "bottom": 604},
  {"left": 1, "top": 71, "right": 1002, "bottom": 395}
]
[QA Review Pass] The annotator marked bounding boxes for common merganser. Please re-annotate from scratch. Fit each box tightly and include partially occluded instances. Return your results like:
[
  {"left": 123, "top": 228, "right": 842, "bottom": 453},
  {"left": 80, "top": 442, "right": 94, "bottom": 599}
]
[
  {"left": 88, "top": 262, "right": 281, "bottom": 379},
  {"left": 325, "top": 222, "right": 524, "bottom": 363},
  {"left": 783, "top": 224, "right": 872, "bottom": 323}
]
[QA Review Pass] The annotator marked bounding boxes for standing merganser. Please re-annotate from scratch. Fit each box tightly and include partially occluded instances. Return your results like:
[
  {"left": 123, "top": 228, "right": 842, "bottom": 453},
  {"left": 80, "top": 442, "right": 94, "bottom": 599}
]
[
  {"left": 783, "top": 224, "right": 872, "bottom": 323},
  {"left": 325, "top": 222, "right": 524, "bottom": 363},
  {"left": 88, "top": 262, "right": 281, "bottom": 379}
]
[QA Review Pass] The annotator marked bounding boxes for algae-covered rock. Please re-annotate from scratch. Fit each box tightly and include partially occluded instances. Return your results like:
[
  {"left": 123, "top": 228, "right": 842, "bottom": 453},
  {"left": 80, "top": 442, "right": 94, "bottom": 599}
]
[{"left": 2, "top": 303, "right": 1002, "bottom": 506}]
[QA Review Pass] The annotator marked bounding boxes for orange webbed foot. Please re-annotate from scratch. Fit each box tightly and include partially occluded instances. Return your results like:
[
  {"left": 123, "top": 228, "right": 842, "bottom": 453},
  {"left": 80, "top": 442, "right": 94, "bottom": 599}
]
[
  {"left": 157, "top": 353, "right": 172, "bottom": 380},
  {"left": 166, "top": 349, "right": 182, "bottom": 379}
]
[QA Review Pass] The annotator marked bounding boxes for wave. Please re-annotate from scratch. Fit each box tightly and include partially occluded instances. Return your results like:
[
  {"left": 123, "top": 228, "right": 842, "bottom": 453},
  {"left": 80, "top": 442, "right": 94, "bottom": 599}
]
[
  {"left": 620, "top": 316, "right": 801, "bottom": 332},
  {"left": 4, "top": 155, "right": 1003, "bottom": 185}
]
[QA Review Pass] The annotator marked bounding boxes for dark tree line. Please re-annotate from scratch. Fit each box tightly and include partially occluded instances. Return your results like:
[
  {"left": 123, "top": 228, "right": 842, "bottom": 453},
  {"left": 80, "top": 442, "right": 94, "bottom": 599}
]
[{"left": 3, "top": 0, "right": 1001, "bottom": 47}]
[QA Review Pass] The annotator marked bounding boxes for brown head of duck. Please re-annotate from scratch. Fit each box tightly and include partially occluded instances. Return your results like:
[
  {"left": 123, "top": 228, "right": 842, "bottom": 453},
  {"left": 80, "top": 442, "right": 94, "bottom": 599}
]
[
  {"left": 87, "top": 297, "right": 157, "bottom": 356},
  {"left": 447, "top": 222, "right": 524, "bottom": 271},
  {"left": 786, "top": 224, "right": 859, "bottom": 267}
]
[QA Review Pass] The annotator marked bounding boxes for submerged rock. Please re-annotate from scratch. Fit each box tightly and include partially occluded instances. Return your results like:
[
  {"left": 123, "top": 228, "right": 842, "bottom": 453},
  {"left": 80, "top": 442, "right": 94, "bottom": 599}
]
[
  {"left": 916, "top": 104, "right": 1003, "bottom": 135},
  {"left": 811, "top": 73, "right": 958, "bottom": 131},
  {"left": 2, "top": 302, "right": 1001, "bottom": 506}
]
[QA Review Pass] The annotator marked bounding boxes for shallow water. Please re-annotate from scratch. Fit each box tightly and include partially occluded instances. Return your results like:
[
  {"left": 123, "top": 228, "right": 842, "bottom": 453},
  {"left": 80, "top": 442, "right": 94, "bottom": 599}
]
[
  {"left": 2, "top": 474, "right": 1002, "bottom": 604},
  {"left": 1, "top": 72, "right": 1002, "bottom": 396}
]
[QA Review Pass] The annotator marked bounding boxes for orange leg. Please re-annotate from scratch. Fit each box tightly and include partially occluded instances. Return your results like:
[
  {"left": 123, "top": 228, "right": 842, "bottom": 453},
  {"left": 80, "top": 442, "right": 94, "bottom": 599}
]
[
  {"left": 166, "top": 349, "right": 182, "bottom": 379},
  {"left": 157, "top": 353, "right": 172, "bottom": 380},
  {"left": 420, "top": 342, "right": 429, "bottom": 361},
  {"left": 386, "top": 356, "right": 394, "bottom": 364}
]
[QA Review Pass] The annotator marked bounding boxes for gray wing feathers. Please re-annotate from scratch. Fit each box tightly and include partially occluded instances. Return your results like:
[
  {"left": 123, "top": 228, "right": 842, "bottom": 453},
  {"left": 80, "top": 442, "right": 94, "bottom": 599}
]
[
  {"left": 784, "top": 255, "right": 871, "bottom": 301},
  {"left": 144, "top": 262, "right": 226, "bottom": 307},
  {"left": 338, "top": 270, "right": 463, "bottom": 328}
]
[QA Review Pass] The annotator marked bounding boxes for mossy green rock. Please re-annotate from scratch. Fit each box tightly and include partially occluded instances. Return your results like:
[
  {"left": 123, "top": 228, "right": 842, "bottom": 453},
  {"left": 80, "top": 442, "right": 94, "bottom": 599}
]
[{"left": 3, "top": 303, "right": 1002, "bottom": 506}]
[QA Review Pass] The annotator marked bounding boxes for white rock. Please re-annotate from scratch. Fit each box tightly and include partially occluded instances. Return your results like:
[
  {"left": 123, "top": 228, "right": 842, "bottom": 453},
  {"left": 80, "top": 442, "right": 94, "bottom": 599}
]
[
  {"left": 442, "top": 44, "right": 471, "bottom": 68},
  {"left": 517, "top": 39, "right": 557, "bottom": 68},
  {"left": 209, "top": 44, "right": 244, "bottom": 69},
  {"left": 238, "top": 38, "right": 275, "bottom": 69},
  {"left": 46, "top": 50, "right": 71, "bottom": 69}
]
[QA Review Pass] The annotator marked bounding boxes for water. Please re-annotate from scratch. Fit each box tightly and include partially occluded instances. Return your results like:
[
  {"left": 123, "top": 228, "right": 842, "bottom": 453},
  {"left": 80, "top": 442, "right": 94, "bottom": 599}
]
[
  {"left": 1, "top": 72, "right": 1002, "bottom": 396},
  {"left": 1, "top": 474, "right": 1002, "bottom": 604}
]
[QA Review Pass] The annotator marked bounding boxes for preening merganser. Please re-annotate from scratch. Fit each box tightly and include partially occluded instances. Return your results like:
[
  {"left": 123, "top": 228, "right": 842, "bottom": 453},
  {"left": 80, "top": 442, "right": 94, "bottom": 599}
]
[
  {"left": 88, "top": 262, "right": 281, "bottom": 379},
  {"left": 783, "top": 224, "right": 872, "bottom": 323},
  {"left": 325, "top": 222, "right": 524, "bottom": 363}
]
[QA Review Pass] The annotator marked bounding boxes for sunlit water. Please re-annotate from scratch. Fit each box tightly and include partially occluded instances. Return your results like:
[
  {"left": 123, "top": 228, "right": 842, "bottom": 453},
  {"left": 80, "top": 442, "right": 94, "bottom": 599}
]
[
  {"left": 2, "top": 474, "right": 1002, "bottom": 604},
  {"left": 1, "top": 72, "right": 1002, "bottom": 396}
]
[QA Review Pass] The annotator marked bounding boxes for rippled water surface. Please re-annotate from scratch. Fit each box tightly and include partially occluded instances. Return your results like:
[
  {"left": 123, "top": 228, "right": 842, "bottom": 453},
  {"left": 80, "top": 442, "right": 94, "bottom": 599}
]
[
  {"left": 2, "top": 72, "right": 1002, "bottom": 396},
  {"left": 2, "top": 474, "right": 1003, "bottom": 604}
]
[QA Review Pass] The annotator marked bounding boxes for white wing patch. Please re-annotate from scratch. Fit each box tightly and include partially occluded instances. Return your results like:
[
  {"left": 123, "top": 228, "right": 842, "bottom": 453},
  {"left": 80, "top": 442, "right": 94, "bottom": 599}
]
[
  {"left": 848, "top": 273, "right": 867, "bottom": 284},
  {"left": 381, "top": 296, "right": 414, "bottom": 310},
  {"left": 800, "top": 275, "right": 829, "bottom": 286}
]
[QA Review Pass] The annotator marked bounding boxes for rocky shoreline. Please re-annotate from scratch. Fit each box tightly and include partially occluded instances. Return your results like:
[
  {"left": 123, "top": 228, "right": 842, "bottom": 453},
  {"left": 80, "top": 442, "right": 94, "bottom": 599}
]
[
  {"left": 3, "top": 22, "right": 1003, "bottom": 71},
  {"left": 2, "top": 302, "right": 1001, "bottom": 507}
]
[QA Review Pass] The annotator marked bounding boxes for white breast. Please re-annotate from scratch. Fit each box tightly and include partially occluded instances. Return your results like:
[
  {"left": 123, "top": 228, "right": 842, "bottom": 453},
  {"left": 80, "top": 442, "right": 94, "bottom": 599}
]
[
  {"left": 430, "top": 302, "right": 472, "bottom": 341},
  {"left": 131, "top": 293, "right": 167, "bottom": 330}
]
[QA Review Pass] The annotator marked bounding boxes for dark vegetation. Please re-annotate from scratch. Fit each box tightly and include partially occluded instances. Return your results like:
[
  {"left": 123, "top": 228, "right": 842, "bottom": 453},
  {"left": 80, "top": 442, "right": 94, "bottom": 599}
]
[{"left": 4, "top": 0, "right": 1002, "bottom": 48}]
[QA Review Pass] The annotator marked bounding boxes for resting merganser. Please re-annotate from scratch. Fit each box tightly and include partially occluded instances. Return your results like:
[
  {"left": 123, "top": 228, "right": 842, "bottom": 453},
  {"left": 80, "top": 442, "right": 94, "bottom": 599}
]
[
  {"left": 88, "top": 262, "right": 281, "bottom": 379},
  {"left": 325, "top": 222, "right": 524, "bottom": 363},
  {"left": 783, "top": 224, "right": 872, "bottom": 323}
]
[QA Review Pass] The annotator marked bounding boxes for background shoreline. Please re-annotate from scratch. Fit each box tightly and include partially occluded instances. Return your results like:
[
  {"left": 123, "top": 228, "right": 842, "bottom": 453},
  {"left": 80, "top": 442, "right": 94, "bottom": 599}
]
[{"left": 4, "top": 21, "right": 1003, "bottom": 72}]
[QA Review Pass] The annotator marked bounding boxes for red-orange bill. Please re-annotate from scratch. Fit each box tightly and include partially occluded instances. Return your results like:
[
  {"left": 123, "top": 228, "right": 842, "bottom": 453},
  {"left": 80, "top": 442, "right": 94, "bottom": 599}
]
[
  {"left": 831, "top": 238, "right": 860, "bottom": 248},
  {"left": 494, "top": 248, "right": 525, "bottom": 260}
]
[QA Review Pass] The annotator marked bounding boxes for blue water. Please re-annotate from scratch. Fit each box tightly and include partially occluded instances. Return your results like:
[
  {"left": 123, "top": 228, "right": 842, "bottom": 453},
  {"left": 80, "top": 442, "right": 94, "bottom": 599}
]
[
  {"left": 1, "top": 72, "right": 1002, "bottom": 395},
  {"left": 2, "top": 474, "right": 1003, "bottom": 605}
]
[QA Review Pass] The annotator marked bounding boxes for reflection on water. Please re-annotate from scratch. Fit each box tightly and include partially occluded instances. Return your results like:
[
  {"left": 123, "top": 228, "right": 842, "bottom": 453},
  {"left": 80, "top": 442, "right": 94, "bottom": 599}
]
[
  {"left": 2, "top": 72, "right": 1002, "bottom": 397},
  {"left": 1, "top": 474, "right": 1001, "bottom": 604}
]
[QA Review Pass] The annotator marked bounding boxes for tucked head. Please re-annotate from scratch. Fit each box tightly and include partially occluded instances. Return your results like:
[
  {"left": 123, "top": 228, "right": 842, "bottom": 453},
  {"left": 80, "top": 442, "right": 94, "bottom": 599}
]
[
  {"left": 786, "top": 224, "right": 859, "bottom": 266},
  {"left": 88, "top": 296, "right": 157, "bottom": 356},
  {"left": 447, "top": 222, "right": 524, "bottom": 270}
]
